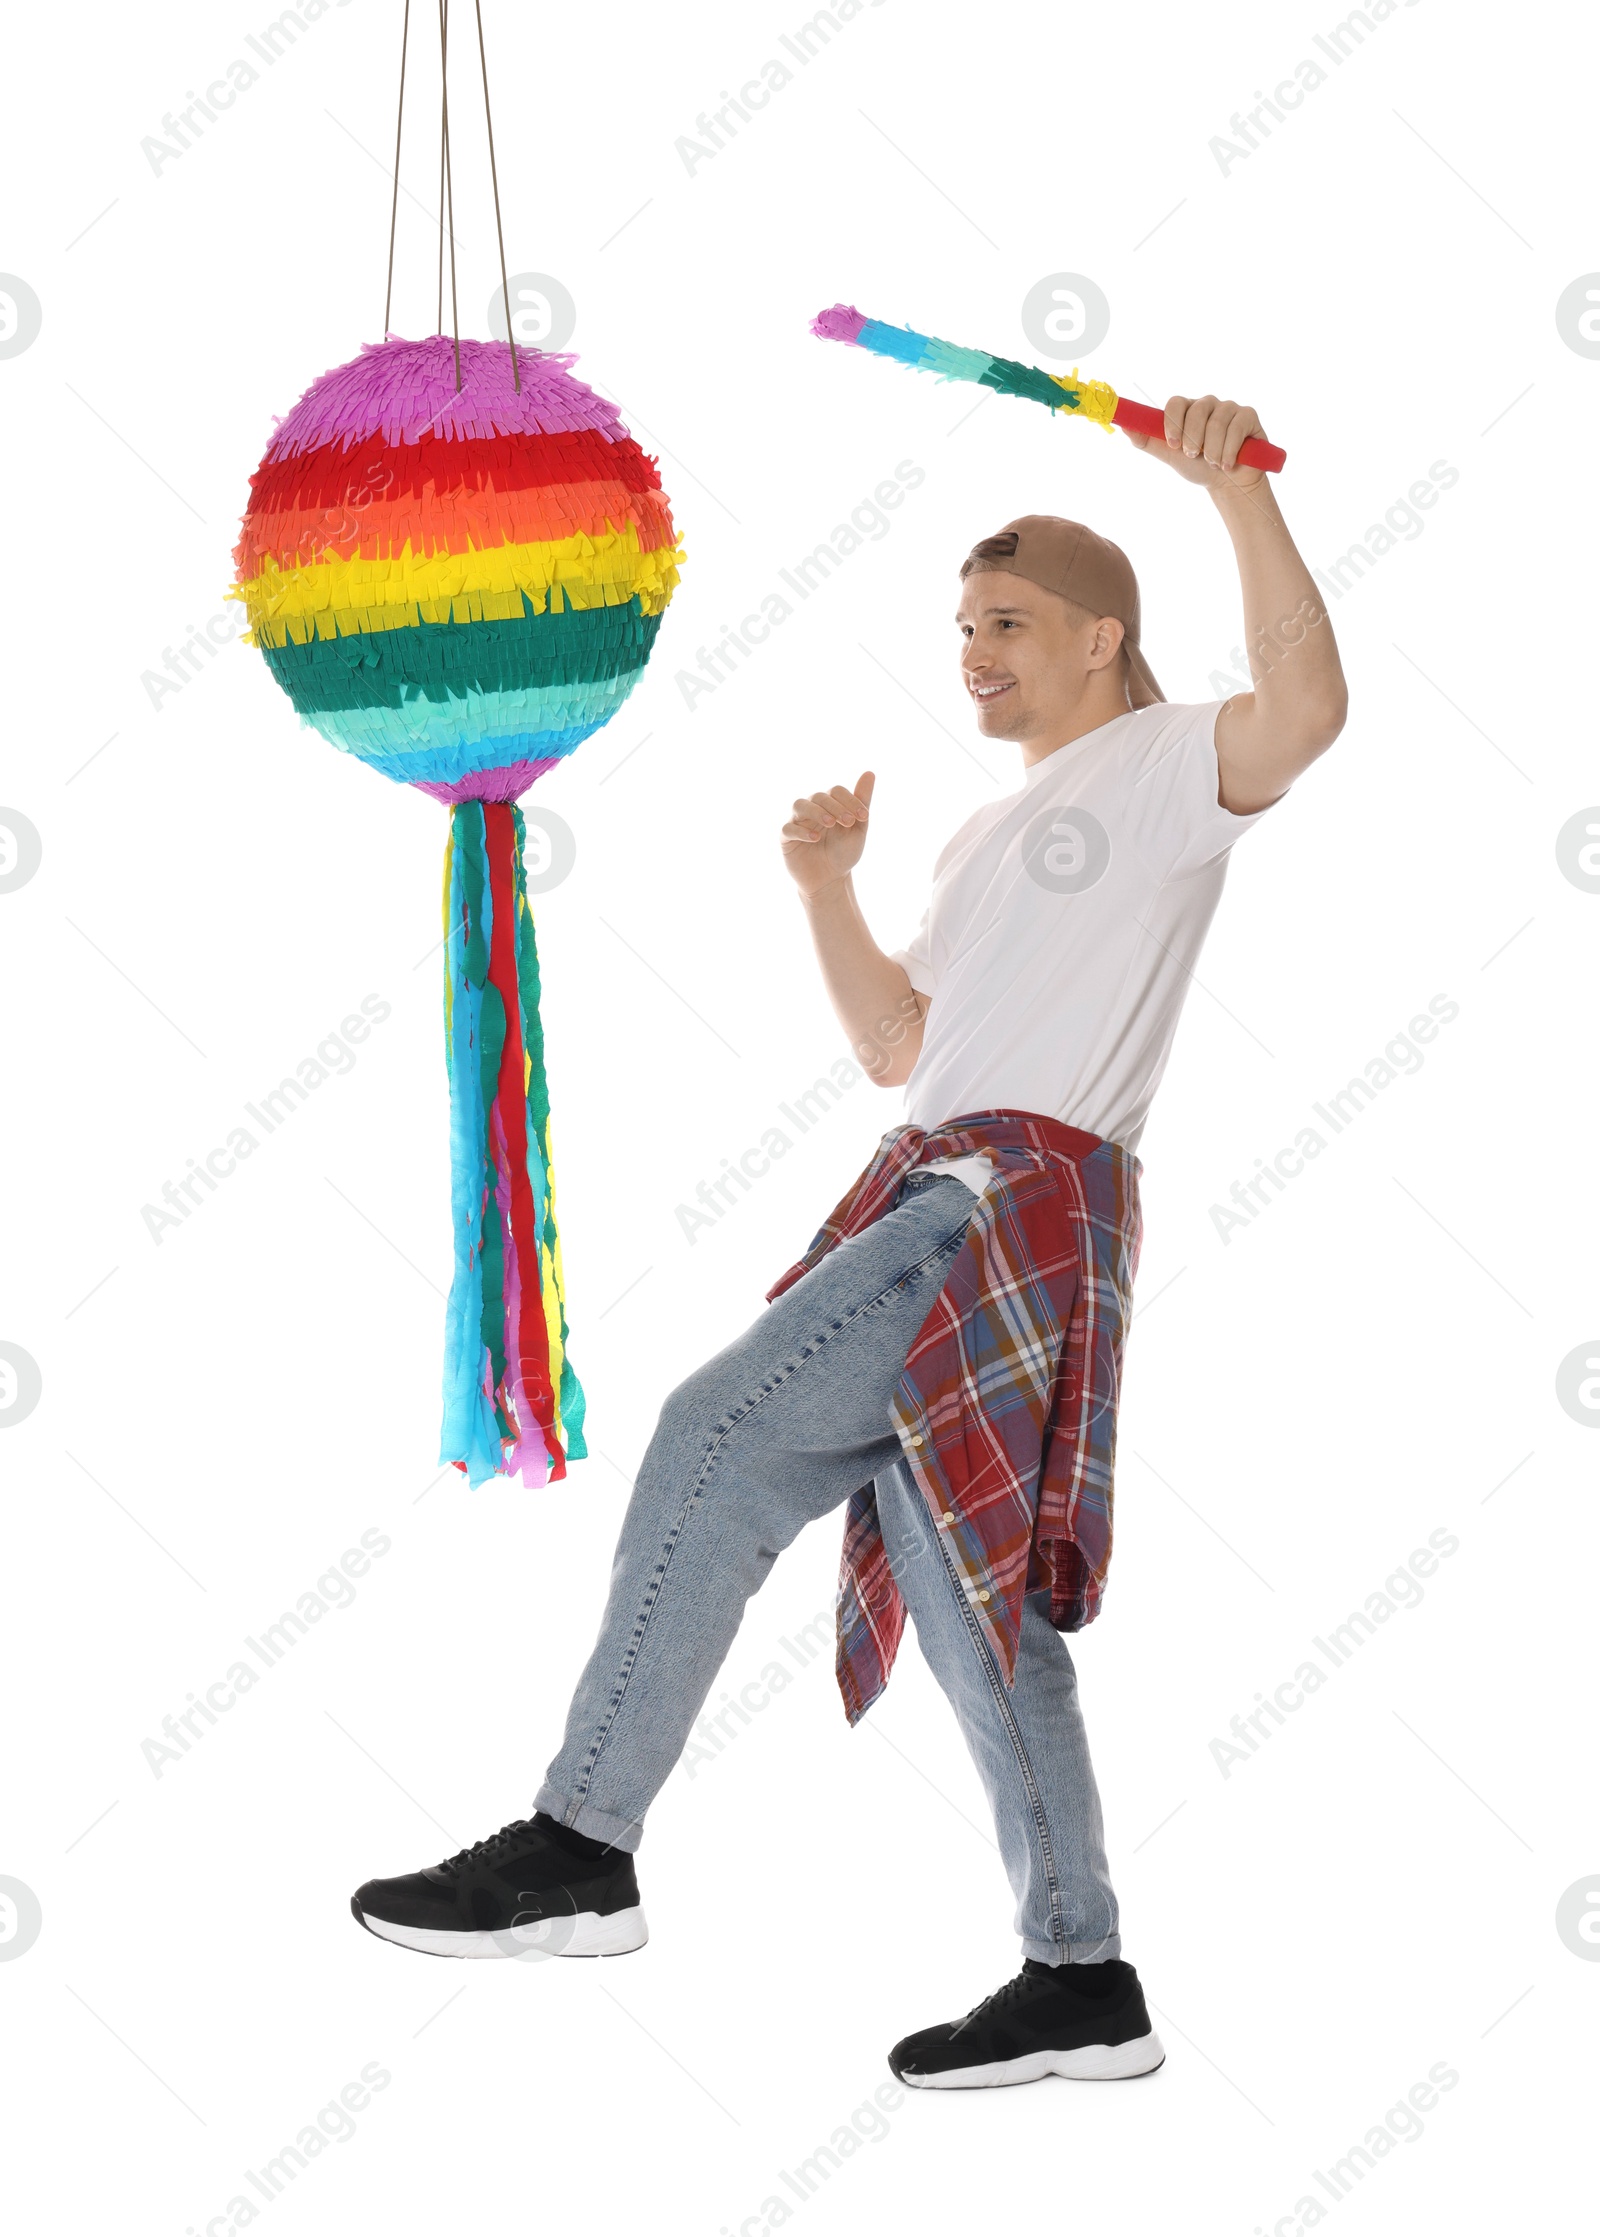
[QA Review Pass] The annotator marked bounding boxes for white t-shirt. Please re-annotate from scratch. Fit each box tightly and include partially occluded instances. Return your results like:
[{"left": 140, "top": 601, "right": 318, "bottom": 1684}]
[{"left": 888, "top": 701, "right": 1273, "bottom": 1193}]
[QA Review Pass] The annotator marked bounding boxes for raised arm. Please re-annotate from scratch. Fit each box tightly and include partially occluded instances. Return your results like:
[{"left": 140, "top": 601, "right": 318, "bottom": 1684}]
[
  {"left": 1121, "top": 393, "right": 1349, "bottom": 815},
  {"left": 782, "top": 770, "right": 929, "bottom": 1088}
]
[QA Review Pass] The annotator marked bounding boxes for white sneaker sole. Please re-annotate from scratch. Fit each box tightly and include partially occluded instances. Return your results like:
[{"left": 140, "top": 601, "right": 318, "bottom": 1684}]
[
  {"left": 901, "top": 2028, "right": 1166, "bottom": 2088},
  {"left": 354, "top": 1904, "right": 648, "bottom": 1961}
]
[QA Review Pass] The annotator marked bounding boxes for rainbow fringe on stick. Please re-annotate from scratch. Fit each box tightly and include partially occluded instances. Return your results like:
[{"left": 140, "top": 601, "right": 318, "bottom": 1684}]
[
  {"left": 811, "top": 302, "right": 1121, "bottom": 425},
  {"left": 810, "top": 305, "right": 1288, "bottom": 472}
]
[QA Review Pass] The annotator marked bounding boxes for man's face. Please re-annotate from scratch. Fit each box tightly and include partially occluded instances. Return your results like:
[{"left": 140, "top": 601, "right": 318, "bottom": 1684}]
[{"left": 955, "top": 571, "right": 1126, "bottom": 742}]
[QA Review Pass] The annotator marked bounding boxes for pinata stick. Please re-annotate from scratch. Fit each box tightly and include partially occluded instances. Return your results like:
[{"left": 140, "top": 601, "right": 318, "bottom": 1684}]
[{"left": 811, "top": 305, "right": 1288, "bottom": 474}]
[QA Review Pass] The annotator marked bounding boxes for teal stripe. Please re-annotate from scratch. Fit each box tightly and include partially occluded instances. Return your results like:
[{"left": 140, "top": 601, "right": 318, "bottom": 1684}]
[
  {"left": 262, "top": 598, "right": 660, "bottom": 715},
  {"left": 978, "top": 352, "right": 1075, "bottom": 410},
  {"left": 305, "top": 674, "right": 641, "bottom": 771}
]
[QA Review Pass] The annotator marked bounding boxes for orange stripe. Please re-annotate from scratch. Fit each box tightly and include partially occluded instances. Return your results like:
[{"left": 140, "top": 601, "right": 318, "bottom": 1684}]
[{"left": 235, "top": 479, "right": 677, "bottom": 577}]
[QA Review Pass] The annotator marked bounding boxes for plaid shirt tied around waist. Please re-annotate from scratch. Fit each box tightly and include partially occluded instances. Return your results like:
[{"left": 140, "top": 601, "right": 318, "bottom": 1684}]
[{"left": 765, "top": 1109, "right": 1143, "bottom": 1726}]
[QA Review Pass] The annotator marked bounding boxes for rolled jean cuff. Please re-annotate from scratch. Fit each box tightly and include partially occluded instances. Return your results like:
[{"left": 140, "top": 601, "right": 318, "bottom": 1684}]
[
  {"left": 532, "top": 1781, "right": 646, "bottom": 1854},
  {"left": 1020, "top": 1929, "right": 1122, "bottom": 1966}
]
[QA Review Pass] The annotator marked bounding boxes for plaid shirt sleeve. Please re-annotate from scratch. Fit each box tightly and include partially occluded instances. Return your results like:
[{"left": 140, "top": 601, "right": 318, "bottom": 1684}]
[{"left": 767, "top": 1111, "right": 1142, "bottom": 1725}]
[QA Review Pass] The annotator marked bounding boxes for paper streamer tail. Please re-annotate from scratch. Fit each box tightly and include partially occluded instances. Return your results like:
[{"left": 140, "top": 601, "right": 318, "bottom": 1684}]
[{"left": 440, "top": 800, "right": 586, "bottom": 1487}]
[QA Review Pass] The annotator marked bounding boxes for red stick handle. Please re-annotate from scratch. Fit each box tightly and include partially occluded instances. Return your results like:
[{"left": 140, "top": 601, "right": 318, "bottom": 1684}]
[{"left": 1111, "top": 397, "right": 1287, "bottom": 473}]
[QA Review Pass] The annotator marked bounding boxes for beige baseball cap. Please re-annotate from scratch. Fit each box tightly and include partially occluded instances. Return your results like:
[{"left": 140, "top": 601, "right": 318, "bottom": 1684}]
[{"left": 959, "top": 515, "right": 1164, "bottom": 708}]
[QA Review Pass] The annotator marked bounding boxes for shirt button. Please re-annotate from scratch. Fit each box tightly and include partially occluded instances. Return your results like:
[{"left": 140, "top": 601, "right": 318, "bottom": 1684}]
[
  {"left": 941, "top": 1510, "right": 955, "bottom": 1525},
  {"left": 908, "top": 1433, "right": 925, "bottom": 1448},
  {"left": 976, "top": 1589, "right": 992, "bottom": 1603}
]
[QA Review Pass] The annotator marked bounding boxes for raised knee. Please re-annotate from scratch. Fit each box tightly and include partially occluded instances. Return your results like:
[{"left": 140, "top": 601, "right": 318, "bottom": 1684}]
[{"left": 653, "top": 1366, "right": 724, "bottom": 1450}]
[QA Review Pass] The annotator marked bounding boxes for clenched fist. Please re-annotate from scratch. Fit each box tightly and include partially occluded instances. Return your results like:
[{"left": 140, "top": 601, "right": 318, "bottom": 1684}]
[
  {"left": 781, "top": 771, "right": 876, "bottom": 898},
  {"left": 1121, "top": 393, "right": 1272, "bottom": 492}
]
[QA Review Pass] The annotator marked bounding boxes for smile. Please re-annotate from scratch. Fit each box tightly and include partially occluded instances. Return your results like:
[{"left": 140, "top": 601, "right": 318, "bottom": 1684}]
[{"left": 970, "top": 680, "right": 1015, "bottom": 702}]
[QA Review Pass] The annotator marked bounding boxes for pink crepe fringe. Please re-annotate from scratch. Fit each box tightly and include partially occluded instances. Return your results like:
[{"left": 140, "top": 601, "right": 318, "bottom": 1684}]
[
  {"left": 810, "top": 303, "right": 868, "bottom": 345},
  {"left": 263, "top": 335, "right": 624, "bottom": 460},
  {"left": 488, "top": 1091, "right": 556, "bottom": 1488},
  {"left": 412, "top": 758, "right": 564, "bottom": 806}
]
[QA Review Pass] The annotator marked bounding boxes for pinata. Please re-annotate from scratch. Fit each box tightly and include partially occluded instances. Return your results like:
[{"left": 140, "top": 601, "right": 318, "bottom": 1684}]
[
  {"left": 231, "top": 0, "right": 683, "bottom": 1490},
  {"left": 233, "top": 337, "right": 681, "bottom": 1489}
]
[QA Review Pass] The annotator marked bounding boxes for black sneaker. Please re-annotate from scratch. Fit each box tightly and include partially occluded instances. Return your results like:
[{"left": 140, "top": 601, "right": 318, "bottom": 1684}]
[
  {"left": 351, "top": 1814, "right": 647, "bottom": 1960},
  {"left": 888, "top": 1957, "right": 1165, "bottom": 2088}
]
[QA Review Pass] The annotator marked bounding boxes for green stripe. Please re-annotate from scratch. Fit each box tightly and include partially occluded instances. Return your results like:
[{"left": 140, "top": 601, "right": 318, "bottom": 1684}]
[
  {"left": 261, "top": 598, "right": 661, "bottom": 714},
  {"left": 979, "top": 353, "right": 1075, "bottom": 411},
  {"left": 456, "top": 802, "right": 489, "bottom": 991}
]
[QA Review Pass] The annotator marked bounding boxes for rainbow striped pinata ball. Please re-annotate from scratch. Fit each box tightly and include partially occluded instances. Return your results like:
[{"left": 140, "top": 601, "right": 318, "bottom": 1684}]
[
  {"left": 229, "top": 334, "right": 683, "bottom": 1492},
  {"left": 231, "top": 333, "right": 681, "bottom": 801}
]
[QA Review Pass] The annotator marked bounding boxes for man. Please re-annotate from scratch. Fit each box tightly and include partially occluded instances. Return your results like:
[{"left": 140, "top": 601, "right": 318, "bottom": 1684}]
[{"left": 352, "top": 392, "right": 1346, "bottom": 2089}]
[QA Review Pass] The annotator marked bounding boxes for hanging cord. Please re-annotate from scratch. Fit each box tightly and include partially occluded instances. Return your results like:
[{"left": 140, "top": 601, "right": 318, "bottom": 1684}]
[
  {"left": 435, "top": 1, "right": 446, "bottom": 333},
  {"left": 434, "top": 0, "right": 448, "bottom": 337},
  {"left": 474, "top": 0, "right": 519, "bottom": 392},
  {"left": 439, "top": 0, "right": 461, "bottom": 387},
  {"left": 434, "top": 0, "right": 443, "bottom": 326},
  {"left": 387, "top": 0, "right": 499, "bottom": 393},
  {"left": 382, "top": 0, "right": 411, "bottom": 336}
]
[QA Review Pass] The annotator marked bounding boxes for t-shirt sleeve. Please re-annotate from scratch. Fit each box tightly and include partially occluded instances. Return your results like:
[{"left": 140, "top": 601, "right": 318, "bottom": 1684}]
[
  {"left": 1120, "top": 701, "right": 1276, "bottom": 880},
  {"left": 888, "top": 905, "right": 937, "bottom": 997}
]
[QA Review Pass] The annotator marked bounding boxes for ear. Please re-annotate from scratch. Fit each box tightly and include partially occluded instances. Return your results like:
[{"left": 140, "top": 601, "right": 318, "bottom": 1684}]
[{"left": 1084, "top": 615, "right": 1127, "bottom": 673}]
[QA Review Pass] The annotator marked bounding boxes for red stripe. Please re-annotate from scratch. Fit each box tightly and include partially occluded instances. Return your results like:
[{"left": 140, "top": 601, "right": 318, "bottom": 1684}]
[
  {"left": 483, "top": 802, "right": 561, "bottom": 1478},
  {"left": 243, "top": 426, "right": 664, "bottom": 520}
]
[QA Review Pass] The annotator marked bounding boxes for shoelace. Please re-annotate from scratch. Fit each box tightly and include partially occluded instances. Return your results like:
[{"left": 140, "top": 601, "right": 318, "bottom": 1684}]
[
  {"left": 952, "top": 1967, "right": 1036, "bottom": 2036},
  {"left": 434, "top": 1819, "right": 535, "bottom": 1877}
]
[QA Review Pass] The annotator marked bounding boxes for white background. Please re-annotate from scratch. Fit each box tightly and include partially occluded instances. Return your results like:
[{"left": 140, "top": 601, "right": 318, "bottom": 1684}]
[{"left": 2, "top": 0, "right": 1595, "bottom": 2230}]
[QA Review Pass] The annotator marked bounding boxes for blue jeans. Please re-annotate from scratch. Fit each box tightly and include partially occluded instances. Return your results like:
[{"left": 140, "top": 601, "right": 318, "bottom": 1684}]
[{"left": 535, "top": 1171, "right": 1121, "bottom": 1964}]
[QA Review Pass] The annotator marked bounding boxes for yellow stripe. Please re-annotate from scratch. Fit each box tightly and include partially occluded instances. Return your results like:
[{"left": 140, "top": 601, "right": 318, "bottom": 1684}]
[
  {"left": 539, "top": 1104, "right": 568, "bottom": 1448},
  {"left": 1050, "top": 369, "right": 1120, "bottom": 428},
  {"left": 235, "top": 524, "right": 681, "bottom": 647}
]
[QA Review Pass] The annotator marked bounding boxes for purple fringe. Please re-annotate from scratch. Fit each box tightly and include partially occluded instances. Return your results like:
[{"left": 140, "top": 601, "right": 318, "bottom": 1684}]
[
  {"left": 411, "top": 757, "right": 564, "bottom": 806},
  {"left": 263, "top": 335, "right": 624, "bottom": 461},
  {"left": 810, "top": 303, "right": 868, "bottom": 345}
]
